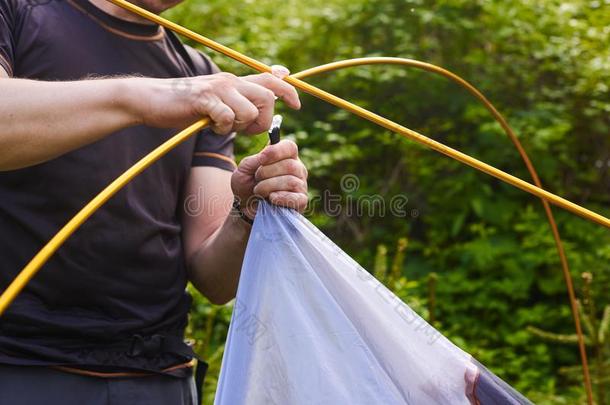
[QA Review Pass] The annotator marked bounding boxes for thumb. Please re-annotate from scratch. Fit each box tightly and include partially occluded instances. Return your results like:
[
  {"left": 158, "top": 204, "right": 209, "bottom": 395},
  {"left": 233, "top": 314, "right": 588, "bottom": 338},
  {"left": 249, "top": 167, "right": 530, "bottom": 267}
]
[{"left": 236, "top": 153, "right": 262, "bottom": 176}]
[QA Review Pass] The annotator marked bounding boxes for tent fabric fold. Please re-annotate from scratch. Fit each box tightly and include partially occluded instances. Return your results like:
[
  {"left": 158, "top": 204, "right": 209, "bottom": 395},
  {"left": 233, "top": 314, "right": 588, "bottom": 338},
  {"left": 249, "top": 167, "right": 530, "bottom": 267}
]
[{"left": 215, "top": 202, "right": 532, "bottom": 405}]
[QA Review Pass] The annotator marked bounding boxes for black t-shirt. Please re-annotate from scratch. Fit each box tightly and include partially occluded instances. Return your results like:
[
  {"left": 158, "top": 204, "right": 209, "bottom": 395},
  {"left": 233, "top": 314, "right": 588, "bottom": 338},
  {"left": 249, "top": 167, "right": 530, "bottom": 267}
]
[{"left": 0, "top": 0, "right": 235, "bottom": 371}]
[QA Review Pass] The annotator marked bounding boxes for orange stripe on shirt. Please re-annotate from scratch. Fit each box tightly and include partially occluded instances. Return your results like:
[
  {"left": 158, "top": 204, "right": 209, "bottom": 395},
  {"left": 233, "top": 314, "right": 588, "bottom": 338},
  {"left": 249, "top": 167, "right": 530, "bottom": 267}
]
[{"left": 194, "top": 152, "right": 237, "bottom": 168}]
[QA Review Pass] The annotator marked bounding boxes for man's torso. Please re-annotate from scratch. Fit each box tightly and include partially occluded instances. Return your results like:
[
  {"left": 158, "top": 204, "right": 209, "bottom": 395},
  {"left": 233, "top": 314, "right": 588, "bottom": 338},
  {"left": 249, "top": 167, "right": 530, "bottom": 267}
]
[{"left": 0, "top": 0, "right": 229, "bottom": 371}]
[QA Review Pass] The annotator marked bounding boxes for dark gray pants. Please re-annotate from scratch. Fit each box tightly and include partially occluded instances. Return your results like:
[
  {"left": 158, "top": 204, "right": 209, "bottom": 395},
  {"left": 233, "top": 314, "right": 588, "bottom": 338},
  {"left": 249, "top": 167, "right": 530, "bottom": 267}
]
[{"left": 0, "top": 364, "right": 197, "bottom": 405}]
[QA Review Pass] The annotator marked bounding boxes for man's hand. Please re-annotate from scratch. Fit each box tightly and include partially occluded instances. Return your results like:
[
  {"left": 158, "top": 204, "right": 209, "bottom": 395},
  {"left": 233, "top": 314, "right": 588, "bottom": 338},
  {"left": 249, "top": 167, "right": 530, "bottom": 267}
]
[
  {"left": 231, "top": 140, "right": 308, "bottom": 219},
  {"left": 0, "top": 63, "right": 298, "bottom": 170},
  {"left": 131, "top": 71, "right": 301, "bottom": 134}
]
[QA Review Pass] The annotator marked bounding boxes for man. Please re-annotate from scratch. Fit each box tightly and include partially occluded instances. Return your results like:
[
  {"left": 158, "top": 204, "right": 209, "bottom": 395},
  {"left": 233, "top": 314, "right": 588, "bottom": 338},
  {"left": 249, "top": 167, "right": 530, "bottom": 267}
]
[{"left": 0, "top": 0, "right": 308, "bottom": 403}]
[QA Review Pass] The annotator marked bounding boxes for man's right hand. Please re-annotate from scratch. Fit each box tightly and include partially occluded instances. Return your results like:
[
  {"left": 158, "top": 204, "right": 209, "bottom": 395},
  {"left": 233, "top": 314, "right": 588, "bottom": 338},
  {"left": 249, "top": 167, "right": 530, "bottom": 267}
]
[
  {"left": 131, "top": 71, "right": 301, "bottom": 135},
  {"left": 0, "top": 68, "right": 298, "bottom": 171}
]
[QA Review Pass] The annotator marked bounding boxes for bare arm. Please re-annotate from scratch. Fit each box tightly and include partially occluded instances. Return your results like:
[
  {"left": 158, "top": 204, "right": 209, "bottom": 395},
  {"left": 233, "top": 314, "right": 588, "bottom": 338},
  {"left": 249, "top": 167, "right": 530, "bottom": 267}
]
[
  {"left": 182, "top": 167, "right": 248, "bottom": 304},
  {"left": 0, "top": 69, "right": 138, "bottom": 170},
  {"left": 0, "top": 66, "right": 300, "bottom": 171}
]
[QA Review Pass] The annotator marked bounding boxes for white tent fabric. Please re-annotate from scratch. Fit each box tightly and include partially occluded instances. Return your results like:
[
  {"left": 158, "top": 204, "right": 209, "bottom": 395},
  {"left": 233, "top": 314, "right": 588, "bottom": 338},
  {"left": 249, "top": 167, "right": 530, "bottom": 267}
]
[{"left": 215, "top": 202, "right": 530, "bottom": 405}]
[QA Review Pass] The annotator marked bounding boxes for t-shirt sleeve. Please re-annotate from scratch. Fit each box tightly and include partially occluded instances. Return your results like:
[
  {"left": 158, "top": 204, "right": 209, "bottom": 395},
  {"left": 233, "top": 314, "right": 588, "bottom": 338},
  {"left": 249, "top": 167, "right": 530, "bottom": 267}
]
[
  {"left": 192, "top": 128, "right": 237, "bottom": 171},
  {"left": 187, "top": 47, "right": 237, "bottom": 171},
  {"left": 0, "top": 0, "right": 16, "bottom": 76}
]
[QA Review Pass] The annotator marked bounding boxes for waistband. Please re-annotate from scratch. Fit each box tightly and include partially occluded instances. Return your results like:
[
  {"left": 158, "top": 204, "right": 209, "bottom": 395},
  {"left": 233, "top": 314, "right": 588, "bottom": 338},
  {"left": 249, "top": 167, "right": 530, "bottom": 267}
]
[{"left": 53, "top": 358, "right": 196, "bottom": 379}]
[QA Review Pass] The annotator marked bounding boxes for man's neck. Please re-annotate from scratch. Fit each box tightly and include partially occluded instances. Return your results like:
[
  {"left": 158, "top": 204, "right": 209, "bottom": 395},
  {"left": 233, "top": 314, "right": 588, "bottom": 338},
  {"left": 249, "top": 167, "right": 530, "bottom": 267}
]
[{"left": 89, "top": 0, "right": 157, "bottom": 25}]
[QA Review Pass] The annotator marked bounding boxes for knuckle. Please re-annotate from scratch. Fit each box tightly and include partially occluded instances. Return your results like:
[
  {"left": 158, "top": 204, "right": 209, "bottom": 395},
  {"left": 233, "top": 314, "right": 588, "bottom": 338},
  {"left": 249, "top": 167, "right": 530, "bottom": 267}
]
[
  {"left": 262, "top": 88, "right": 275, "bottom": 102},
  {"left": 217, "top": 72, "right": 236, "bottom": 80},
  {"left": 284, "top": 139, "right": 299, "bottom": 154},
  {"left": 245, "top": 105, "right": 259, "bottom": 121},
  {"left": 263, "top": 147, "right": 277, "bottom": 161},
  {"left": 286, "top": 159, "right": 300, "bottom": 173},
  {"left": 193, "top": 99, "right": 209, "bottom": 115},
  {"left": 219, "top": 110, "right": 235, "bottom": 126},
  {"left": 288, "top": 176, "right": 302, "bottom": 191},
  {"left": 253, "top": 183, "right": 267, "bottom": 197},
  {"left": 195, "top": 82, "right": 212, "bottom": 96},
  {"left": 217, "top": 79, "right": 233, "bottom": 89},
  {"left": 261, "top": 72, "right": 274, "bottom": 81},
  {"left": 212, "top": 75, "right": 236, "bottom": 89}
]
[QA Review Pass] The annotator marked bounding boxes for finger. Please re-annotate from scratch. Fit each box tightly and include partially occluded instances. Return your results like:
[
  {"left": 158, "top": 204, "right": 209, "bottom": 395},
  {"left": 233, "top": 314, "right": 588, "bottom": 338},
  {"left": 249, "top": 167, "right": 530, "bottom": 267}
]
[
  {"left": 199, "top": 93, "right": 235, "bottom": 135},
  {"left": 255, "top": 158, "right": 307, "bottom": 182},
  {"left": 259, "top": 139, "right": 299, "bottom": 165},
  {"left": 234, "top": 80, "right": 275, "bottom": 134},
  {"left": 253, "top": 175, "right": 306, "bottom": 198},
  {"left": 271, "top": 65, "right": 290, "bottom": 79},
  {"left": 242, "top": 72, "right": 301, "bottom": 110},
  {"left": 269, "top": 191, "right": 308, "bottom": 212},
  {"left": 219, "top": 88, "right": 259, "bottom": 133}
]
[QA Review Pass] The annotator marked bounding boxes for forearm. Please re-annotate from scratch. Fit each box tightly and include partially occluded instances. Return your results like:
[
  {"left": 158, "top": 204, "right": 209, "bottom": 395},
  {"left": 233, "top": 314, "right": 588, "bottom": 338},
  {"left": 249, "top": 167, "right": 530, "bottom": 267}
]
[
  {"left": 187, "top": 209, "right": 251, "bottom": 304},
  {"left": 0, "top": 78, "right": 139, "bottom": 170}
]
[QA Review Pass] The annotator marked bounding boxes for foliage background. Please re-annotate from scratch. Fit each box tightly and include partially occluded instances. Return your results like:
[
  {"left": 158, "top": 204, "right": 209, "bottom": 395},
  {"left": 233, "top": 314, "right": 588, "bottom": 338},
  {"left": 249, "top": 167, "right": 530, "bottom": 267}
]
[{"left": 166, "top": 0, "right": 610, "bottom": 403}]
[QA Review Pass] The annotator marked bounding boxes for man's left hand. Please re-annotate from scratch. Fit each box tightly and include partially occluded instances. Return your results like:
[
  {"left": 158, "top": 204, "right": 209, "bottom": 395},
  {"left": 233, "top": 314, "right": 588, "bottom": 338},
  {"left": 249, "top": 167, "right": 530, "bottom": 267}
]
[{"left": 231, "top": 139, "right": 308, "bottom": 220}]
